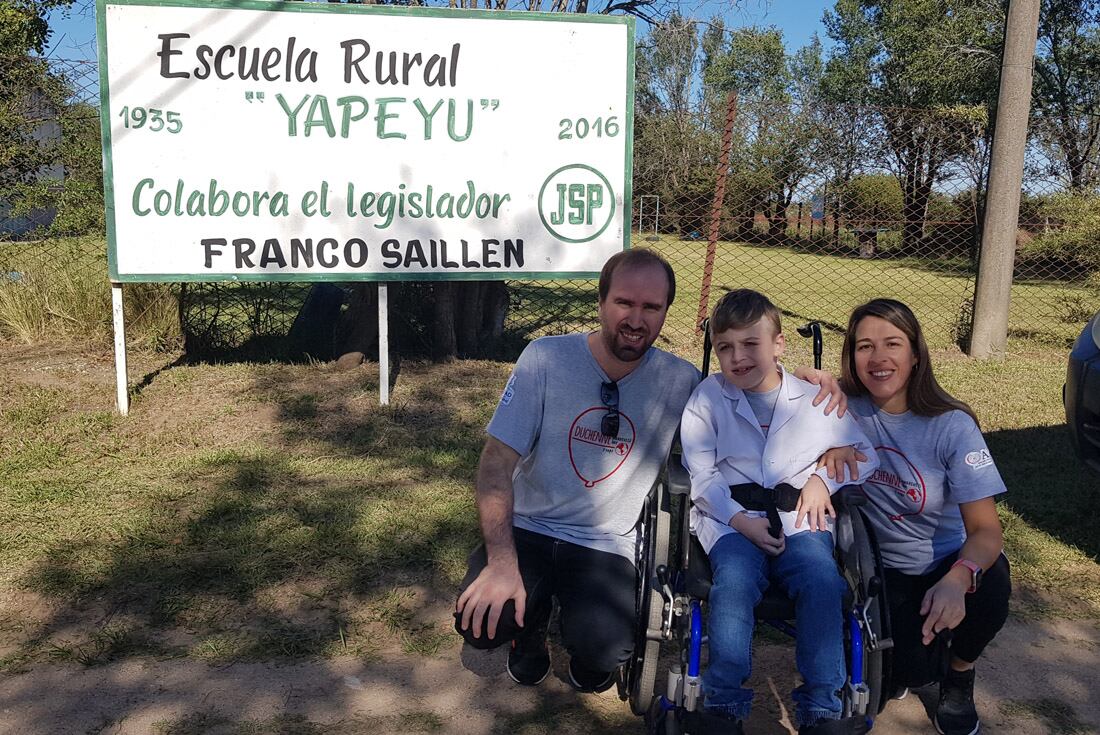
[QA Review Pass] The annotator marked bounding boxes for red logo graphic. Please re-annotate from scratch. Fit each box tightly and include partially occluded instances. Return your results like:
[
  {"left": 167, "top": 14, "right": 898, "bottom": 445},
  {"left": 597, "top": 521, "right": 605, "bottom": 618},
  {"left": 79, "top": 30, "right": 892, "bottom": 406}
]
[
  {"left": 568, "top": 407, "right": 636, "bottom": 488},
  {"left": 866, "top": 446, "right": 927, "bottom": 520}
]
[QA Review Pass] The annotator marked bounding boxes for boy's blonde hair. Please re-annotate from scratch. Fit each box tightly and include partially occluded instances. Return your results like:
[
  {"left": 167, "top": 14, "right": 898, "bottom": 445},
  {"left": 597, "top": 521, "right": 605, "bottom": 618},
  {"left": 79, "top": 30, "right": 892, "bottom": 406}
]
[{"left": 710, "top": 289, "right": 782, "bottom": 337}]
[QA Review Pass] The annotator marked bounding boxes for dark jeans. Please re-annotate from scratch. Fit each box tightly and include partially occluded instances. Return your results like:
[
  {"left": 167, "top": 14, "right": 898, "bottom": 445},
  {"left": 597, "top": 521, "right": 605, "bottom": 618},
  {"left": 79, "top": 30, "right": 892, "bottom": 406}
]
[
  {"left": 885, "top": 551, "right": 1011, "bottom": 688},
  {"left": 453, "top": 527, "right": 637, "bottom": 673}
]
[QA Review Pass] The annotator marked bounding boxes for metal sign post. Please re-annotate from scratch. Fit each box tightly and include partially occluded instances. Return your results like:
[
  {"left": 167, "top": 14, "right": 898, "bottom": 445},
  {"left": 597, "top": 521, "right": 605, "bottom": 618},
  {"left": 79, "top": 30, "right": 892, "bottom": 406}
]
[
  {"left": 111, "top": 283, "right": 129, "bottom": 416},
  {"left": 378, "top": 283, "right": 390, "bottom": 406}
]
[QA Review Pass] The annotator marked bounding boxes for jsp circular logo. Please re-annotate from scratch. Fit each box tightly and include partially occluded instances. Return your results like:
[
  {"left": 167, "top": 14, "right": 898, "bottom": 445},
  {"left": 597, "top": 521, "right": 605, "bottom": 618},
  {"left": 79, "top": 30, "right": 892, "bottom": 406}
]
[{"left": 538, "top": 164, "right": 616, "bottom": 243}]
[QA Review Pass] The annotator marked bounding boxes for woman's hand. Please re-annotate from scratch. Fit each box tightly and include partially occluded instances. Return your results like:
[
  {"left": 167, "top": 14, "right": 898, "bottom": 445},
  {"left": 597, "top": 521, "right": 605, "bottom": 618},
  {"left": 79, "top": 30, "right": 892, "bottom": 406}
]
[
  {"left": 792, "top": 366, "right": 848, "bottom": 417},
  {"left": 919, "top": 568, "right": 971, "bottom": 644},
  {"left": 817, "top": 446, "right": 869, "bottom": 484},
  {"left": 795, "top": 475, "right": 835, "bottom": 531}
]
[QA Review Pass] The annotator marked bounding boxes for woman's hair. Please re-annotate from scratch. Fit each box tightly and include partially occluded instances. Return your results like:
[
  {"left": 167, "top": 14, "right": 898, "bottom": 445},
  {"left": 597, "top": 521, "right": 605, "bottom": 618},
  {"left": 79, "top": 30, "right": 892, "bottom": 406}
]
[{"left": 840, "top": 298, "right": 978, "bottom": 424}]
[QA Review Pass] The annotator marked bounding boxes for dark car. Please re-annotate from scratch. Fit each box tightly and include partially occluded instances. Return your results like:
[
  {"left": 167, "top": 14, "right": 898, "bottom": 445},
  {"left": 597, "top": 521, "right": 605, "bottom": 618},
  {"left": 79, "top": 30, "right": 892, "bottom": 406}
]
[{"left": 1066, "top": 309, "right": 1100, "bottom": 473}]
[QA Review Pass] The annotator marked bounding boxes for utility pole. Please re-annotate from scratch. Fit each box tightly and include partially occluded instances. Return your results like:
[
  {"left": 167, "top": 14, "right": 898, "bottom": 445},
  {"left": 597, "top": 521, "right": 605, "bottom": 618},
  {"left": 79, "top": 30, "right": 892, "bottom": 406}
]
[{"left": 969, "top": 0, "right": 1041, "bottom": 358}]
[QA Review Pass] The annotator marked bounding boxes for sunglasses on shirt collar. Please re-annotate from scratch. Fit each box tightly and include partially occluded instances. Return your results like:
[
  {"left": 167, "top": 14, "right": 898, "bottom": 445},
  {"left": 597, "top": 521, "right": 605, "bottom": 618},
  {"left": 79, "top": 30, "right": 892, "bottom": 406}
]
[{"left": 600, "top": 380, "right": 620, "bottom": 438}]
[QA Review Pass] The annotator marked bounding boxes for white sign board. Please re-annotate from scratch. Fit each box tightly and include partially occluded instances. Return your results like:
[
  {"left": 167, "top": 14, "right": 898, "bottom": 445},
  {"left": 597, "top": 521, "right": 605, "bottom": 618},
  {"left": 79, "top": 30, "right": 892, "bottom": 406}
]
[{"left": 97, "top": 0, "right": 635, "bottom": 282}]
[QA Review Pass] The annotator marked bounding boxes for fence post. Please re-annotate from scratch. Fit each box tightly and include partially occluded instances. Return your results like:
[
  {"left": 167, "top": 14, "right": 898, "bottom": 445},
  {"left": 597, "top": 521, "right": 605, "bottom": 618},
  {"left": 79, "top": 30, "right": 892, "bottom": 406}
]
[
  {"left": 969, "top": 0, "right": 1041, "bottom": 359},
  {"left": 696, "top": 91, "right": 738, "bottom": 333}
]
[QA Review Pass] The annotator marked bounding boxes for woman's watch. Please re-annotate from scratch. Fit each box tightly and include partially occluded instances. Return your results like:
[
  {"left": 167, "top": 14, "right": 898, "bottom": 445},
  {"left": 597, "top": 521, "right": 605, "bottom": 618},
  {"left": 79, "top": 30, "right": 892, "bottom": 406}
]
[{"left": 951, "top": 558, "right": 983, "bottom": 593}]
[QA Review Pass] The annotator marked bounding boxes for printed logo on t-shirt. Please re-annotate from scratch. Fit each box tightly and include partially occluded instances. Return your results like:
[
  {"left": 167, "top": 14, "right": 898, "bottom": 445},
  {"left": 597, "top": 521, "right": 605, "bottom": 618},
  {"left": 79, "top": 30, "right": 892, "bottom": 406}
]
[
  {"left": 567, "top": 407, "right": 636, "bottom": 488},
  {"left": 499, "top": 375, "right": 517, "bottom": 407},
  {"left": 965, "top": 449, "right": 994, "bottom": 470},
  {"left": 867, "top": 446, "right": 927, "bottom": 520}
]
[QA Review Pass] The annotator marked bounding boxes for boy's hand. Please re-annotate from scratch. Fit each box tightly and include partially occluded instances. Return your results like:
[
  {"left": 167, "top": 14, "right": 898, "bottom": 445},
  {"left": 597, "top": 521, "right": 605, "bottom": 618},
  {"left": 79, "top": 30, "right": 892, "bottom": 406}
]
[
  {"left": 795, "top": 475, "right": 834, "bottom": 532},
  {"left": 817, "top": 446, "right": 869, "bottom": 484},
  {"left": 730, "top": 512, "right": 785, "bottom": 556}
]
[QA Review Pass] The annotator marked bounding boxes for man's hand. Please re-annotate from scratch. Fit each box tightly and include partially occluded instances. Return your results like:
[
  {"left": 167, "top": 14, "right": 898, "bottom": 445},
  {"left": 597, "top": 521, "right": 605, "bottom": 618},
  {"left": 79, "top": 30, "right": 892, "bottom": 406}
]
[
  {"left": 455, "top": 561, "right": 526, "bottom": 640},
  {"left": 795, "top": 475, "right": 834, "bottom": 531},
  {"left": 730, "top": 512, "right": 785, "bottom": 556},
  {"left": 919, "top": 568, "right": 970, "bottom": 644},
  {"left": 817, "top": 446, "right": 869, "bottom": 484},
  {"left": 792, "top": 366, "right": 848, "bottom": 417}
]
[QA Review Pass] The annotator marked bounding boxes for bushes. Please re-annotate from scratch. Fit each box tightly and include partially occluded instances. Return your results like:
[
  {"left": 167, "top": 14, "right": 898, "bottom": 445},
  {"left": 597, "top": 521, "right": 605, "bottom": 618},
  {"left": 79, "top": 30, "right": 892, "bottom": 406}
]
[
  {"left": 1019, "top": 192, "right": 1100, "bottom": 280},
  {"left": 0, "top": 237, "right": 181, "bottom": 350}
]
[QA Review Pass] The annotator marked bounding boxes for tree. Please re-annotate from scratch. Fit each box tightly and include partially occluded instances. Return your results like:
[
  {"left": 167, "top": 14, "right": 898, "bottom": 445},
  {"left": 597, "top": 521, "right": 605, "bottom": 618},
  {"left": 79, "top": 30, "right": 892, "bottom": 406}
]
[
  {"left": 705, "top": 28, "right": 819, "bottom": 243},
  {"left": 822, "top": 0, "right": 1003, "bottom": 252},
  {"left": 1031, "top": 0, "right": 1100, "bottom": 191},
  {"left": 1, "top": 1, "right": 76, "bottom": 228},
  {"left": 633, "top": 15, "right": 723, "bottom": 236}
]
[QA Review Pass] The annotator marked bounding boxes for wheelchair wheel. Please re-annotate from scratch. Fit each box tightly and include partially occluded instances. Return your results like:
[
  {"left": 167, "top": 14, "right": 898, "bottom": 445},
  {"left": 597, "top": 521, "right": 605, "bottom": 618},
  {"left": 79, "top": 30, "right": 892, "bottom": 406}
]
[
  {"left": 645, "top": 694, "right": 683, "bottom": 735},
  {"left": 629, "top": 478, "right": 672, "bottom": 716},
  {"left": 845, "top": 505, "right": 891, "bottom": 717}
]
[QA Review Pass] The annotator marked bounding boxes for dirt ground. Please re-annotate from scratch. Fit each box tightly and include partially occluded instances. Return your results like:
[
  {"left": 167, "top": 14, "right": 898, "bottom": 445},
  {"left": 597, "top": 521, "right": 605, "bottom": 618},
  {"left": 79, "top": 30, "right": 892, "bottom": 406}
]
[
  {"left": 1, "top": 341, "right": 1098, "bottom": 734},
  {"left": 0, "top": 616, "right": 1096, "bottom": 734}
]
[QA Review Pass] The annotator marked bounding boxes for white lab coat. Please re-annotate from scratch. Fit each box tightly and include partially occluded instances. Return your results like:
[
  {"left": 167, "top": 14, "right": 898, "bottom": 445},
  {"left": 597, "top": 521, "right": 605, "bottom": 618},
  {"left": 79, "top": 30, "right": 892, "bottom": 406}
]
[{"left": 680, "top": 366, "right": 879, "bottom": 554}]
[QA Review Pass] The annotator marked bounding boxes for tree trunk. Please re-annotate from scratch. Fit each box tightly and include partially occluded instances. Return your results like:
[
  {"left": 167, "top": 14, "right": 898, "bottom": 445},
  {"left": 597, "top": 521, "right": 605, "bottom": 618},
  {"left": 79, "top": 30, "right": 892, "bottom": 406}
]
[
  {"left": 421, "top": 281, "right": 508, "bottom": 362},
  {"left": 768, "top": 194, "right": 787, "bottom": 243},
  {"left": 901, "top": 185, "right": 932, "bottom": 254},
  {"left": 336, "top": 283, "right": 379, "bottom": 368},
  {"left": 481, "top": 282, "right": 509, "bottom": 342},
  {"left": 455, "top": 282, "right": 484, "bottom": 358},
  {"left": 431, "top": 282, "right": 457, "bottom": 362}
]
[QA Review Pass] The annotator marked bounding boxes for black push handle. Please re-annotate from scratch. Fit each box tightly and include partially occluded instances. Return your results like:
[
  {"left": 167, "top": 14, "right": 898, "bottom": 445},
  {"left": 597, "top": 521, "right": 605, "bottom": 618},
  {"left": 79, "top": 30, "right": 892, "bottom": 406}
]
[
  {"left": 797, "top": 321, "right": 823, "bottom": 370},
  {"left": 700, "top": 317, "right": 712, "bottom": 377}
]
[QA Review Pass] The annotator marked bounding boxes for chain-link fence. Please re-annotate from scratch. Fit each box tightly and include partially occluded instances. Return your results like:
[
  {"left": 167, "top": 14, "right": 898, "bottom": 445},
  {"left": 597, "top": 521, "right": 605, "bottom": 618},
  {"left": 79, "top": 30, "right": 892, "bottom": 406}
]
[{"left": 2, "top": 56, "right": 1096, "bottom": 362}]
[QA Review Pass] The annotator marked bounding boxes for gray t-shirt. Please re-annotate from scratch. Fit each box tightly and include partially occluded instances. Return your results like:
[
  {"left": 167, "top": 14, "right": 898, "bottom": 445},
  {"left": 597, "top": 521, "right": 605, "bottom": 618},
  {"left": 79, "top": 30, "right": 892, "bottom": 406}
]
[
  {"left": 487, "top": 333, "right": 700, "bottom": 561},
  {"left": 743, "top": 382, "right": 781, "bottom": 437},
  {"left": 849, "top": 396, "right": 1007, "bottom": 575}
]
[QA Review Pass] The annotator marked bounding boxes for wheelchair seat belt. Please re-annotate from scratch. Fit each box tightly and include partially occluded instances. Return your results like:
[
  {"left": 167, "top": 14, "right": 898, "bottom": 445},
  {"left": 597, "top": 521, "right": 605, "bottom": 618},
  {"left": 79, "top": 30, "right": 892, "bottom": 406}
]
[{"left": 728, "top": 482, "right": 802, "bottom": 539}]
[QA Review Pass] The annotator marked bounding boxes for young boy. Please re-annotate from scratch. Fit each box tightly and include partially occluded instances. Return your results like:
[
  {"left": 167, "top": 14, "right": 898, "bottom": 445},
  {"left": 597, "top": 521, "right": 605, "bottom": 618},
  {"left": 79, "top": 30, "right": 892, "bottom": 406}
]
[{"left": 679, "top": 289, "right": 879, "bottom": 735}]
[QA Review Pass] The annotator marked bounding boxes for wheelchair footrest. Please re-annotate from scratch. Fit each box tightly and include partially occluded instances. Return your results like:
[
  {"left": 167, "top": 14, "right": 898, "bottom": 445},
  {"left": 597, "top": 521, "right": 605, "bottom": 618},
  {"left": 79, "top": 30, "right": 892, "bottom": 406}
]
[{"left": 845, "top": 680, "right": 870, "bottom": 717}]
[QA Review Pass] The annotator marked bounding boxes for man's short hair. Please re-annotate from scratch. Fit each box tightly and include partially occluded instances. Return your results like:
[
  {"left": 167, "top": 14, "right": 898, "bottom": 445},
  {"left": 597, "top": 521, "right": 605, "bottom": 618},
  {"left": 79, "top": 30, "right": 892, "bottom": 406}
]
[
  {"left": 710, "top": 289, "right": 782, "bottom": 337},
  {"left": 598, "top": 249, "right": 676, "bottom": 306}
]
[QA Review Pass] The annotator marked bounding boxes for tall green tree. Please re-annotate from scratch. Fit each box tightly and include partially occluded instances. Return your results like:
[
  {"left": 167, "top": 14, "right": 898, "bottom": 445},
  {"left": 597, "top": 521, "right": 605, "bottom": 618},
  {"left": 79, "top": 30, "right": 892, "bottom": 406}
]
[
  {"left": 705, "top": 27, "right": 819, "bottom": 242},
  {"left": 1, "top": 1, "right": 75, "bottom": 216},
  {"left": 1032, "top": 0, "right": 1100, "bottom": 191},
  {"left": 822, "top": 0, "right": 1002, "bottom": 251}
]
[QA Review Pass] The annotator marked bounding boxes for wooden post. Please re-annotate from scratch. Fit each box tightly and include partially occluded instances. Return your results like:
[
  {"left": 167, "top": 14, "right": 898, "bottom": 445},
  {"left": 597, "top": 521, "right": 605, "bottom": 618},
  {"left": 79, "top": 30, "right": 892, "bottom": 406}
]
[{"left": 695, "top": 91, "right": 738, "bottom": 333}]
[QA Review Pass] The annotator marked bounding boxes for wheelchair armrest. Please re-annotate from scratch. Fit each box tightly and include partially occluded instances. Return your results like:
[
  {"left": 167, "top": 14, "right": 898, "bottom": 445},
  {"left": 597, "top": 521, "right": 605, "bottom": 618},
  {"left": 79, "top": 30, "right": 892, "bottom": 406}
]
[
  {"left": 834, "top": 484, "right": 866, "bottom": 509},
  {"left": 668, "top": 446, "right": 691, "bottom": 496}
]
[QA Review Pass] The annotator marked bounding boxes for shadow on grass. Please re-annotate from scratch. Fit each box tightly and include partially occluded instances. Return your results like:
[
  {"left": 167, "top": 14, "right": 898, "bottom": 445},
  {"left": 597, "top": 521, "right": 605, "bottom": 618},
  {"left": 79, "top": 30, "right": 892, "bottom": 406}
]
[
  {"left": 1, "top": 357, "right": 658, "bottom": 732},
  {"left": 10, "top": 361, "right": 491, "bottom": 672},
  {"left": 987, "top": 424, "right": 1100, "bottom": 561}
]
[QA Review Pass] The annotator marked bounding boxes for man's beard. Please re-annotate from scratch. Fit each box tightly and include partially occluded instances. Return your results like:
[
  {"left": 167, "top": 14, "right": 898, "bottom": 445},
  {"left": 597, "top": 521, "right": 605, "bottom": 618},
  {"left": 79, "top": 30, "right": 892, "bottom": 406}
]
[{"left": 604, "top": 325, "right": 652, "bottom": 362}]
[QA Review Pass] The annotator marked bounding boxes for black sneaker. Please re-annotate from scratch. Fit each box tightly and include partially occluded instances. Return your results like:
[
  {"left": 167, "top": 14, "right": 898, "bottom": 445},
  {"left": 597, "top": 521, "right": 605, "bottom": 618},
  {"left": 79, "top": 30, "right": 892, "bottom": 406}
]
[
  {"left": 506, "top": 637, "right": 550, "bottom": 686},
  {"left": 935, "top": 668, "right": 980, "bottom": 735},
  {"left": 566, "top": 658, "right": 617, "bottom": 693},
  {"left": 680, "top": 708, "right": 745, "bottom": 735}
]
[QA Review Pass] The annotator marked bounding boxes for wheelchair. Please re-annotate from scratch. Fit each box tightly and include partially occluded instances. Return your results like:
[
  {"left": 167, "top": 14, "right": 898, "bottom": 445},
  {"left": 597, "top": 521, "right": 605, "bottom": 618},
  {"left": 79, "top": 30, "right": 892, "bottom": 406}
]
[{"left": 619, "top": 322, "right": 894, "bottom": 733}]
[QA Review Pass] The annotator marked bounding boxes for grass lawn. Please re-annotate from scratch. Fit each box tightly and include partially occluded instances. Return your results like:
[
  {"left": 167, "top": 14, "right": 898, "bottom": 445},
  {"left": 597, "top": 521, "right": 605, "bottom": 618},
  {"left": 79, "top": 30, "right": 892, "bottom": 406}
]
[{"left": 510, "top": 235, "right": 1095, "bottom": 356}]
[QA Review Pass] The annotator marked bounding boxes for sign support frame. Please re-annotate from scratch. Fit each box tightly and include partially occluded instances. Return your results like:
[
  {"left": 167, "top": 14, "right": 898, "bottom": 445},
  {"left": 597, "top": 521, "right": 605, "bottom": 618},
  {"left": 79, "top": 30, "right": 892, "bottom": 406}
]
[
  {"left": 112, "top": 282, "right": 130, "bottom": 416},
  {"left": 379, "top": 283, "right": 389, "bottom": 405}
]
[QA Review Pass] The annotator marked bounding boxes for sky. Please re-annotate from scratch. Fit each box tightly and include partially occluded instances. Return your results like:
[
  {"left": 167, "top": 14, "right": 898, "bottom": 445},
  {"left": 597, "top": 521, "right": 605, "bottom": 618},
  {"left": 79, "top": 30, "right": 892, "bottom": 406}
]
[{"left": 42, "top": 0, "right": 837, "bottom": 61}]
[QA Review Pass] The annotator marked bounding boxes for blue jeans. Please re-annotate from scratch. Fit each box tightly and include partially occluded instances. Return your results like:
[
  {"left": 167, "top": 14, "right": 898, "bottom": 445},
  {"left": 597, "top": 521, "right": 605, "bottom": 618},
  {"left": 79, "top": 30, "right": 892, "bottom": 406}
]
[{"left": 704, "top": 530, "right": 847, "bottom": 727}]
